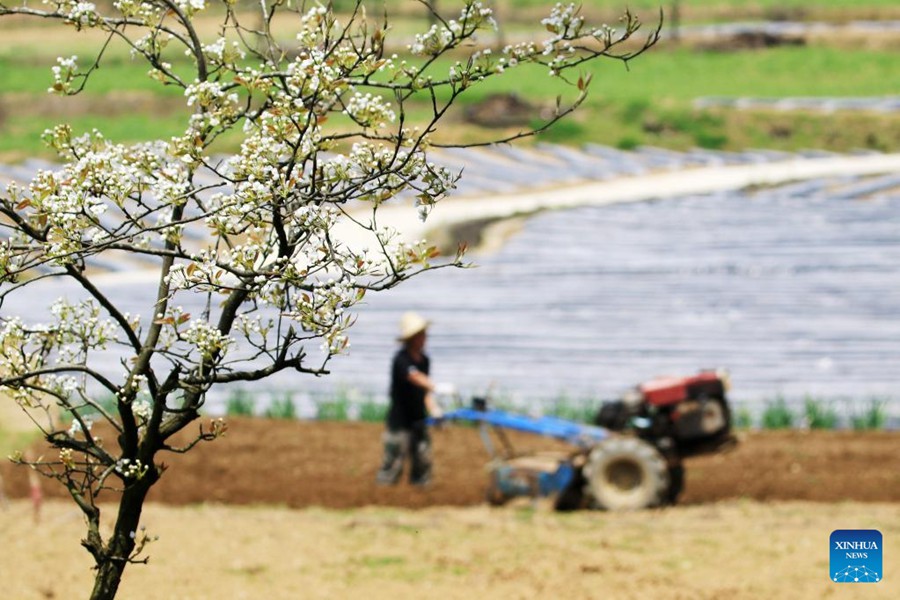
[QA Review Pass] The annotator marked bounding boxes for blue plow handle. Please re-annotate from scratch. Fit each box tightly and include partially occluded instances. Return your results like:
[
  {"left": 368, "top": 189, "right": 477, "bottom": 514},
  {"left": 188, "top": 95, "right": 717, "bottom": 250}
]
[{"left": 428, "top": 407, "right": 609, "bottom": 448}]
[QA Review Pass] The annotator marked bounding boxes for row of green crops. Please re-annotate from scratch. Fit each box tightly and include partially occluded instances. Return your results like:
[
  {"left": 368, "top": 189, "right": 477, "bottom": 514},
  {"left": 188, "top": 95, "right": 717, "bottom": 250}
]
[
  {"left": 735, "top": 397, "right": 890, "bottom": 431},
  {"left": 219, "top": 388, "right": 598, "bottom": 422},
  {"left": 224, "top": 389, "right": 390, "bottom": 423},
  {"left": 46, "top": 387, "right": 893, "bottom": 431},
  {"left": 218, "top": 388, "right": 894, "bottom": 431}
]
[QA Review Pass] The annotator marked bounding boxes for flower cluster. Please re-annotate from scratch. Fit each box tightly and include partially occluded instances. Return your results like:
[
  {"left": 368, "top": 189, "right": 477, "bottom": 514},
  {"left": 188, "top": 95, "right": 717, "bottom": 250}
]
[
  {"left": 115, "top": 457, "right": 149, "bottom": 480},
  {"left": 132, "top": 399, "right": 152, "bottom": 423},
  {"left": 59, "top": 448, "right": 76, "bottom": 469},
  {"left": 44, "top": 0, "right": 99, "bottom": 28},
  {"left": 344, "top": 92, "right": 396, "bottom": 129},
  {"left": 113, "top": 0, "right": 162, "bottom": 22},
  {"left": 131, "top": 30, "right": 174, "bottom": 61},
  {"left": 50, "top": 298, "right": 118, "bottom": 362},
  {"left": 409, "top": 1, "right": 496, "bottom": 56},
  {"left": 235, "top": 314, "right": 274, "bottom": 343},
  {"left": 183, "top": 79, "right": 241, "bottom": 136},
  {"left": 409, "top": 24, "right": 455, "bottom": 57},
  {"left": 181, "top": 319, "right": 234, "bottom": 361},
  {"left": 285, "top": 277, "right": 363, "bottom": 356},
  {"left": 143, "top": 304, "right": 188, "bottom": 353},
  {"left": 0, "top": 303, "right": 112, "bottom": 412},
  {"left": 49, "top": 55, "right": 79, "bottom": 95},
  {"left": 541, "top": 2, "right": 585, "bottom": 37},
  {"left": 68, "top": 417, "right": 94, "bottom": 437},
  {"left": 116, "top": 373, "right": 148, "bottom": 404},
  {"left": 323, "top": 142, "right": 455, "bottom": 208},
  {"left": 294, "top": 5, "right": 331, "bottom": 48},
  {"left": 383, "top": 237, "right": 443, "bottom": 274},
  {"left": 0, "top": 236, "right": 16, "bottom": 279},
  {"left": 201, "top": 37, "right": 245, "bottom": 64},
  {"left": 210, "top": 417, "right": 227, "bottom": 438},
  {"left": 174, "top": 0, "right": 206, "bottom": 17},
  {"left": 184, "top": 80, "right": 230, "bottom": 110},
  {"left": 0, "top": 317, "right": 29, "bottom": 379},
  {"left": 23, "top": 130, "right": 194, "bottom": 261}
]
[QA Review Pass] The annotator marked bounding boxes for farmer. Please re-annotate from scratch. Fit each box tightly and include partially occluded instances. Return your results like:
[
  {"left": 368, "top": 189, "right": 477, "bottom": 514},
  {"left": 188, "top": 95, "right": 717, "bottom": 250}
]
[{"left": 376, "top": 312, "right": 443, "bottom": 486}]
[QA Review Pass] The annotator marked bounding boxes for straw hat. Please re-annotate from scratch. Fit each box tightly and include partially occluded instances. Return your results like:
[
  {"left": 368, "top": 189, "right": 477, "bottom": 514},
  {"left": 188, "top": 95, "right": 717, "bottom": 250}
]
[{"left": 397, "top": 312, "right": 429, "bottom": 341}]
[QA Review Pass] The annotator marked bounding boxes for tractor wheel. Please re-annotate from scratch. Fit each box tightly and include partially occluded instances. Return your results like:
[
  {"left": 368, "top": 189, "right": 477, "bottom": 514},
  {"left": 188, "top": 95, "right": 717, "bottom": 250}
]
[{"left": 584, "top": 437, "right": 670, "bottom": 511}]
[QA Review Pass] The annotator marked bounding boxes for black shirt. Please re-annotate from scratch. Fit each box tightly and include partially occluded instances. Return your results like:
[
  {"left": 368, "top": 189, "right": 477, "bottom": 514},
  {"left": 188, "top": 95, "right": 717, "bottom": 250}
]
[{"left": 387, "top": 348, "right": 430, "bottom": 430}]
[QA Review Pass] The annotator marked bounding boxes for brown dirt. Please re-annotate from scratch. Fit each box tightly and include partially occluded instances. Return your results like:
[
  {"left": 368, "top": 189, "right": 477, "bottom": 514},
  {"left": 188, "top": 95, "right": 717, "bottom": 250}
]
[{"left": 2, "top": 419, "right": 898, "bottom": 508}]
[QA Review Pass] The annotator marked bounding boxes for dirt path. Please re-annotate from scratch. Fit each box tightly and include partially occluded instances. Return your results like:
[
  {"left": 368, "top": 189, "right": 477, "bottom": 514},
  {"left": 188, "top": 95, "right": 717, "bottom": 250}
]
[{"left": 2, "top": 419, "right": 898, "bottom": 508}]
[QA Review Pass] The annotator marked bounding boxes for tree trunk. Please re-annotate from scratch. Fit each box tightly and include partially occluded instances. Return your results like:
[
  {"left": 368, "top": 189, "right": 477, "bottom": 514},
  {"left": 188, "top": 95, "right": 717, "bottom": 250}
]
[
  {"left": 89, "top": 476, "right": 155, "bottom": 600},
  {"left": 91, "top": 559, "right": 127, "bottom": 600}
]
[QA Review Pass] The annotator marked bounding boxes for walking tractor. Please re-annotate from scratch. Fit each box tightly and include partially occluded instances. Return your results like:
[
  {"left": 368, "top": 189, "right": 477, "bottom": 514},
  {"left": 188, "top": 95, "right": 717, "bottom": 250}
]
[{"left": 431, "top": 370, "right": 736, "bottom": 511}]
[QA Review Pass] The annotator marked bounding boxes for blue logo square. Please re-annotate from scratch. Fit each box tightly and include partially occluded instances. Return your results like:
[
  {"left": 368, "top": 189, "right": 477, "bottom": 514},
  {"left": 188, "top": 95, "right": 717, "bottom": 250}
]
[{"left": 830, "top": 529, "right": 882, "bottom": 583}]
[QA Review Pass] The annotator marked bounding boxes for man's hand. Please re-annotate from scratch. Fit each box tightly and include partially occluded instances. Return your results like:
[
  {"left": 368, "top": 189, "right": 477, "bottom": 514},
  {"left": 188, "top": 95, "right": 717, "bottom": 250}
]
[{"left": 425, "top": 392, "right": 443, "bottom": 420}]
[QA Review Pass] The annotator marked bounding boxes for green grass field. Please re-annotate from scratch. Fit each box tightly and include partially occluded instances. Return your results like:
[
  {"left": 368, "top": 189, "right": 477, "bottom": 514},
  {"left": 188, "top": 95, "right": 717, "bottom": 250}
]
[
  {"left": 2, "top": 3, "right": 900, "bottom": 158},
  {"left": 3, "top": 44, "right": 896, "bottom": 100}
]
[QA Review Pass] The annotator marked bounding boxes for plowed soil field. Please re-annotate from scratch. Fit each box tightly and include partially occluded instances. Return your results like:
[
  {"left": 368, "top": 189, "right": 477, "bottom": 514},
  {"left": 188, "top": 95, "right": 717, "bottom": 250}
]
[{"left": 2, "top": 419, "right": 898, "bottom": 507}]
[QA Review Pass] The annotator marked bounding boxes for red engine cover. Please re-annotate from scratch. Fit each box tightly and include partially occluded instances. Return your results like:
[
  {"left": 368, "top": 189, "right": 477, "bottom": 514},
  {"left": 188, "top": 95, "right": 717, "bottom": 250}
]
[{"left": 641, "top": 371, "right": 722, "bottom": 406}]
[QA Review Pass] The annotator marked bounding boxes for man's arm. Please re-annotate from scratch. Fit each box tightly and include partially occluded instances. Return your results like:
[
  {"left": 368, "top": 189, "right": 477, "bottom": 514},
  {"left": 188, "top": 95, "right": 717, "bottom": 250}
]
[
  {"left": 407, "top": 369, "right": 433, "bottom": 393},
  {"left": 407, "top": 370, "right": 443, "bottom": 418}
]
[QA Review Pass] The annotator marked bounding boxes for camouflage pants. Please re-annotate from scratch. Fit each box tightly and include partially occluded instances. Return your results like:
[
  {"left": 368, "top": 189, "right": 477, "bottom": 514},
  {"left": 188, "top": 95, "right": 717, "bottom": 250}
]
[{"left": 375, "top": 426, "right": 432, "bottom": 486}]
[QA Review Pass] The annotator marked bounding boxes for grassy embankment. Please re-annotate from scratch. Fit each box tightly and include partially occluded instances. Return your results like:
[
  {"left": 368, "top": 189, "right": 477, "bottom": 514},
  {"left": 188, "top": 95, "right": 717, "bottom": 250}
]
[{"left": 2, "top": 4, "right": 900, "bottom": 160}]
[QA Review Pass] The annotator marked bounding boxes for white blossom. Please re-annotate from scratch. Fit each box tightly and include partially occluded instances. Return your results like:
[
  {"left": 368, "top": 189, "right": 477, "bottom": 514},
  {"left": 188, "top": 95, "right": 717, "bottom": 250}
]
[
  {"left": 115, "top": 458, "right": 149, "bottom": 480},
  {"left": 344, "top": 93, "right": 396, "bottom": 128},
  {"left": 49, "top": 55, "right": 79, "bottom": 94},
  {"left": 182, "top": 319, "right": 234, "bottom": 361},
  {"left": 132, "top": 399, "right": 152, "bottom": 422}
]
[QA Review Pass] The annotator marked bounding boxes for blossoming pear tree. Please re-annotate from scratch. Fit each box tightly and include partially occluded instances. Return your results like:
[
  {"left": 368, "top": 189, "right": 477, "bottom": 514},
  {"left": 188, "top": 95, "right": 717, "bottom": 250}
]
[{"left": 0, "top": 0, "right": 658, "bottom": 597}]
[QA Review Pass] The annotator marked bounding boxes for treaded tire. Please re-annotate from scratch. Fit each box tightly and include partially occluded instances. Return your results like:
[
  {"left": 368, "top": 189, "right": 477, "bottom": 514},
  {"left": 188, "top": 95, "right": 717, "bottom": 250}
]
[{"left": 584, "top": 437, "right": 670, "bottom": 511}]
